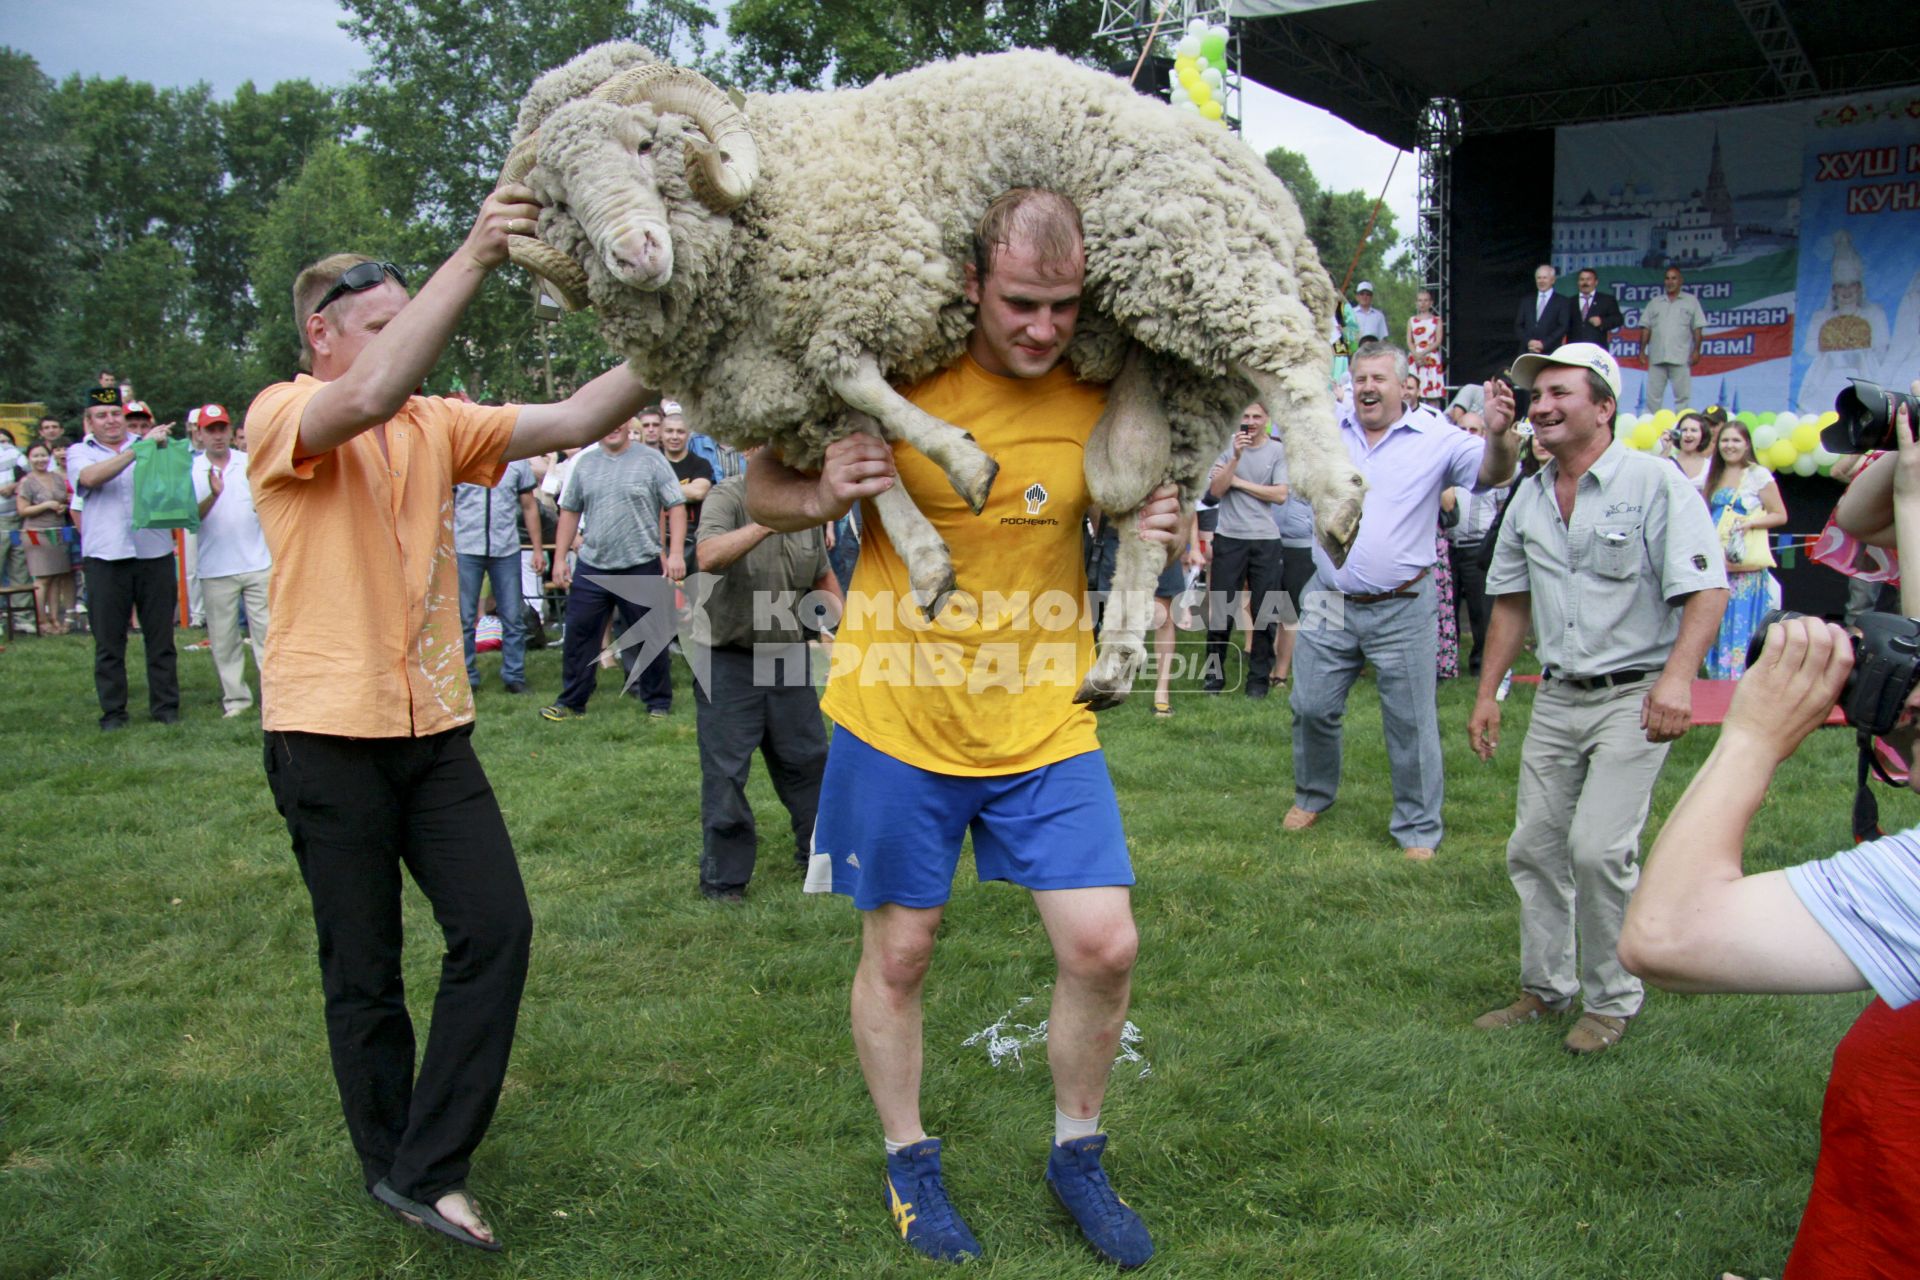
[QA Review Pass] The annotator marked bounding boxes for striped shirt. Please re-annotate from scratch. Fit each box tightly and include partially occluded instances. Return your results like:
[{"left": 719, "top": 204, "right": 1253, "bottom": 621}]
[{"left": 1786, "top": 827, "right": 1920, "bottom": 1008}]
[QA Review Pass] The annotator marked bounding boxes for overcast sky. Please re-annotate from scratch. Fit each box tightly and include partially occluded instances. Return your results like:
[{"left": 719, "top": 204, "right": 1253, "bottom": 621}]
[{"left": 3, "top": 0, "right": 1417, "bottom": 261}]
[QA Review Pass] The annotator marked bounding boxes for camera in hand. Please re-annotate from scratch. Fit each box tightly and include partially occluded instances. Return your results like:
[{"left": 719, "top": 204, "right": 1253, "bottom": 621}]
[
  {"left": 1748, "top": 610, "right": 1920, "bottom": 735},
  {"left": 1822, "top": 380, "right": 1920, "bottom": 454}
]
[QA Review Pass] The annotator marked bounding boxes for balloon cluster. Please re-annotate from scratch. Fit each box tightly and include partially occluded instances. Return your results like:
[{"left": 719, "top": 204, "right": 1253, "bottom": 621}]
[
  {"left": 1616, "top": 408, "right": 1847, "bottom": 477},
  {"left": 1168, "top": 19, "right": 1231, "bottom": 123}
]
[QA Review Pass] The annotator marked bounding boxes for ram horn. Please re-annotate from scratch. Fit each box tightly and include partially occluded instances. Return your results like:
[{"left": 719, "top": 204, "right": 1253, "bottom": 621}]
[
  {"left": 508, "top": 234, "right": 591, "bottom": 313},
  {"left": 499, "top": 133, "right": 541, "bottom": 187},
  {"left": 494, "top": 134, "right": 592, "bottom": 312},
  {"left": 592, "top": 64, "right": 760, "bottom": 212}
]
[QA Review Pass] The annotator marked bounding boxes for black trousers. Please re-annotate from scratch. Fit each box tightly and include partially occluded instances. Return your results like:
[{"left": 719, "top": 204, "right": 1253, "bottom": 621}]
[
  {"left": 263, "top": 725, "right": 532, "bottom": 1202},
  {"left": 1205, "top": 535, "right": 1285, "bottom": 690},
  {"left": 1448, "top": 540, "right": 1492, "bottom": 673},
  {"left": 560, "top": 558, "right": 671, "bottom": 712},
  {"left": 85, "top": 555, "right": 178, "bottom": 725},
  {"left": 693, "top": 645, "right": 828, "bottom": 893}
]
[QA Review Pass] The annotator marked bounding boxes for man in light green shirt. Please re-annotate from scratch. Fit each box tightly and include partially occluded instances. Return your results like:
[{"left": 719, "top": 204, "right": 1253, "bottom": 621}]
[{"left": 1639, "top": 267, "right": 1707, "bottom": 409}]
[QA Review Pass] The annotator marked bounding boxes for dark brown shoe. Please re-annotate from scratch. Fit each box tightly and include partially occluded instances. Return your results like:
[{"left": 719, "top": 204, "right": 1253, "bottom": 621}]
[
  {"left": 1472, "top": 992, "right": 1561, "bottom": 1030},
  {"left": 1563, "top": 1011, "right": 1631, "bottom": 1055}
]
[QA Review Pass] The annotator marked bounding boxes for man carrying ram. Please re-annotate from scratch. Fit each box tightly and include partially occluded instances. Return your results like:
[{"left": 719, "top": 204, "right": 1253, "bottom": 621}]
[{"left": 750, "top": 189, "right": 1179, "bottom": 1269}]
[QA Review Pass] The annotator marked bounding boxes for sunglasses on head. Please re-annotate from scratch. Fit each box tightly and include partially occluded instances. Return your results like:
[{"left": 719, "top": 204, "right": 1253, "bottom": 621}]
[{"left": 313, "top": 261, "right": 407, "bottom": 315}]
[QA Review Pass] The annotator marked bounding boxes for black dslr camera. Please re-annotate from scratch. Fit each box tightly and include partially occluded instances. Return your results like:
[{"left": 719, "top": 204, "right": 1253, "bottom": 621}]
[
  {"left": 1821, "top": 380, "right": 1920, "bottom": 455},
  {"left": 1748, "top": 610, "right": 1920, "bottom": 736},
  {"left": 1749, "top": 610, "right": 1920, "bottom": 840}
]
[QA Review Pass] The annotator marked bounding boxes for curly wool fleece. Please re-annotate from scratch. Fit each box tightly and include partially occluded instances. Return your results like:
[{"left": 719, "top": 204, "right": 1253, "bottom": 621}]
[{"left": 514, "top": 44, "right": 1339, "bottom": 500}]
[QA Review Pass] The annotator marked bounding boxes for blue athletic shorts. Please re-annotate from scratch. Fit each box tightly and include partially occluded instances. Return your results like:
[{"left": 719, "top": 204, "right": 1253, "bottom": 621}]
[{"left": 807, "top": 729, "right": 1133, "bottom": 910}]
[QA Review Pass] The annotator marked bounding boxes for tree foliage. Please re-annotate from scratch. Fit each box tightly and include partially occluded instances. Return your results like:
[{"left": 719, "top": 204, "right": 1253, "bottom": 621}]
[
  {"left": 0, "top": 51, "right": 82, "bottom": 398},
  {"left": 1266, "top": 146, "right": 1417, "bottom": 331},
  {"left": 729, "top": 0, "right": 1117, "bottom": 90}
]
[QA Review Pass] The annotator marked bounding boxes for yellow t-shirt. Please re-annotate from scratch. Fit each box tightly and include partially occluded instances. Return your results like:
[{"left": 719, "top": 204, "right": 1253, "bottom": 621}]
[{"left": 820, "top": 354, "right": 1107, "bottom": 775}]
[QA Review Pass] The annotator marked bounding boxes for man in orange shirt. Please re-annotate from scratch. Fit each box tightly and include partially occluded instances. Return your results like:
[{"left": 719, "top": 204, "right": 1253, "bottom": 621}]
[
  {"left": 749, "top": 189, "right": 1180, "bottom": 1268},
  {"left": 246, "top": 183, "right": 652, "bottom": 1252}
]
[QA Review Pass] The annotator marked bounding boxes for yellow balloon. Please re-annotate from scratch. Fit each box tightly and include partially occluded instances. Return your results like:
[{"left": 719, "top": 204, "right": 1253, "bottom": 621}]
[
  {"left": 1769, "top": 441, "right": 1798, "bottom": 470},
  {"left": 1191, "top": 81, "right": 1214, "bottom": 104},
  {"left": 1652, "top": 409, "right": 1676, "bottom": 432},
  {"left": 1200, "top": 99, "right": 1224, "bottom": 120},
  {"left": 1175, "top": 54, "right": 1198, "bottom": 75},
  {"left": 1819, "top": 410, "right": 1840, "bottom": 427},
  {"left": 1632, "top": 422, "right": 1658, "bottom": 450},
  {"left": 1791, "top": 424, "right": 1818, "bottom": 452}
]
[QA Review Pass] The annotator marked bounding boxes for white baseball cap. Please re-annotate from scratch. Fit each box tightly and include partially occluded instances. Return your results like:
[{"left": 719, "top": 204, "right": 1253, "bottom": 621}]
[
  {"left": 1510, "top": 342, "right": 1621, "bottom": 400},
  {"left": 660, "top": 398, "right": 683, "bottom": 416},
  {"left": 1356, "top": 281, "right": 1374, "bottom": 293}
]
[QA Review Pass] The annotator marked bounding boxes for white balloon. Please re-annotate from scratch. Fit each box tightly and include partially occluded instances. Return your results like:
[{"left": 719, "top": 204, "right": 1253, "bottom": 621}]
[
  {"left": 1210, "top": 24, "right": 1231, "bottom": 43},
  {"left": 1202, "top": 66, "right": 1224, "bottom": 89},
  {"left": 1616, "top": 413, "right": 1638, "bottom": 433},
  {"left": 1176, "top": 33, "right": 1202, "bottom": 58},
  {"left": 1179, "top": 99, "right": 1202, "bottom": 113},
  {"left": 1775, "top": 411, "right": 1799, "bottom": 430},
  {"left": 1188, "top": 18, "right": 1208, "bottom": 37},
  {"left": 1171, "top": 84, "right": 1191, "bottom": 104}
]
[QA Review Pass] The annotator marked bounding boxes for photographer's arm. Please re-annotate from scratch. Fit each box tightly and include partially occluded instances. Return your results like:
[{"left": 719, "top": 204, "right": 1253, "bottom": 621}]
[{"left": 1619, "top": 618, "right": 1868, "bottom": 994}]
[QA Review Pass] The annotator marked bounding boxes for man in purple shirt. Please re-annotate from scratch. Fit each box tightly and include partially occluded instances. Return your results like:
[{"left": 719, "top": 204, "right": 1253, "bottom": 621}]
[
  {"left": 66, "top": 383, "right": 181, "bottom": 730},
  {"left": 1283, "top": 341, "right": 1519, "bottom": 859}
]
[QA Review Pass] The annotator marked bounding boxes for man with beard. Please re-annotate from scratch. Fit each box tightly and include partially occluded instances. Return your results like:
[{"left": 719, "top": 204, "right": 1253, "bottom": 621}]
[{"left": 1285, "top": 340, "right": 1519, "bottom": 861}]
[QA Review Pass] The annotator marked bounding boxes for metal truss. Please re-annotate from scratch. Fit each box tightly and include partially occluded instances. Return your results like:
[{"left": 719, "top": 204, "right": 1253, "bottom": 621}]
[
  {"left": 1097, "top": 0, "right": 1245, "bottom": 130},
  {"left": 1458, "top": 45, "right": 1920, "bottom": 135},
  {"left": 1733, "top": 0, "right": 1821, "bottom": 98},
  {"left": 1413, "top": 98, "right": 1459, "bottom": 375},
  {"left": 1238, "top": 16, "right": 1430, "bottom": 139}
]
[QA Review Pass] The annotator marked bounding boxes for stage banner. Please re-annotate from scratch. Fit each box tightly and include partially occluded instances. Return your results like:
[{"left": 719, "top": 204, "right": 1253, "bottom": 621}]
[
  {"left": 1794, "top": 93, "right": 1920, "bottom": 414},
  {"left": 1551, "top": 89, "right": 1920, "bottom": 412}
]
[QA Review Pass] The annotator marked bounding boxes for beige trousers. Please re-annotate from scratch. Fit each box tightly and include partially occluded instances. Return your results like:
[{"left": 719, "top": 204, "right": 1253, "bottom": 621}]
[
  {"left": 1644, "top": 362, "right": 1692, "bottom": 410},
  {"left": 1505, "top": 679, "right": 1670, "bottom": 1019},
  {"left": 203, "top": 569, "right": 270, "bottom": 713}
]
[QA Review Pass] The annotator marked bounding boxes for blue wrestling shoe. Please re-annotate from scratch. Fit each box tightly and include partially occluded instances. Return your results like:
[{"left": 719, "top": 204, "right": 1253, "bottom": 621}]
[
  {"left": 1047, "top": 1135, "right": 1155, "bottom": 1269},
  {"left": 884, "top": 1138, "right": 982, "bottom": 1262}
]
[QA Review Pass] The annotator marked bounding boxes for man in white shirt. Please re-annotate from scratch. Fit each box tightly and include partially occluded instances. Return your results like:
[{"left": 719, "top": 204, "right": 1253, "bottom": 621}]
[
  {"left": 68, "top": 383, "right": 180, "bottom": 729},
  {"left": 191, "top": 403, "right": 273, "bottom": 717},
  {"left": 1350, "top": 281, "right": 1390, "bottom": 342}
]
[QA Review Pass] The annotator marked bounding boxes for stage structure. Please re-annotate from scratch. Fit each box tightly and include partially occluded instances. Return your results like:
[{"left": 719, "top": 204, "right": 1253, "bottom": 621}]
[
  {"left": 1231, "top": 0, "right": 1920, "bottom": 619},
  {"left": 1232, "top": 0, "right": 1920, "bottom": 390},
  {"left": 1098, "top": 0, "right": 1244, "bottom": 130}
]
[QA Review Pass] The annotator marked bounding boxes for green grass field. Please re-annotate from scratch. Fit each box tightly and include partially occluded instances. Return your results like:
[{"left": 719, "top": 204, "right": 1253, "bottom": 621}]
[{"left": 0, "top": 628, "right": 1898, "bottom": 1278}]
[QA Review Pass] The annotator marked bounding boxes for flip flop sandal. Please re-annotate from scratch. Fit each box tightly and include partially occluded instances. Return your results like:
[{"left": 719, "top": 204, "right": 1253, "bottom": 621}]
[
  {"left": 371, "top": 1179, "right": 502, "bottom": 1252},
  {"left": 1152, "top": 701, "right": 1173, "bottom": 718}
]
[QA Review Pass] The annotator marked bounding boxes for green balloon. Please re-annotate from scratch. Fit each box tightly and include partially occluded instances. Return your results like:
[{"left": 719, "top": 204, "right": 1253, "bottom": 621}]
[{"left": 1201, "top": 32, "right": 1227, "bottom": 62}]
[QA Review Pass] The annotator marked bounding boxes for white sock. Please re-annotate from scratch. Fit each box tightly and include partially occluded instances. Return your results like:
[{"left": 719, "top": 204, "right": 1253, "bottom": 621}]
[
  {"left": 885, "top": 1133, "right": 928, "bottom": 1155},
  {"left": 1054, "top": 1108, "right": 1100, "bottom": 1146}
]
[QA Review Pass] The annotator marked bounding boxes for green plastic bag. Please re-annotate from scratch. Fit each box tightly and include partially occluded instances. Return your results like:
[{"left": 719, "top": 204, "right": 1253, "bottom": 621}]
[{"left": 131, "top": 436, "right": 200, "bottom": 532}]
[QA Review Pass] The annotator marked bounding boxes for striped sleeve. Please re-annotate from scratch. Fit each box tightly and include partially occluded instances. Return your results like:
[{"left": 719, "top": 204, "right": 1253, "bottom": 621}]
[{"left": 1786, "top": 829, "right": 1920, "bottom": 1008}]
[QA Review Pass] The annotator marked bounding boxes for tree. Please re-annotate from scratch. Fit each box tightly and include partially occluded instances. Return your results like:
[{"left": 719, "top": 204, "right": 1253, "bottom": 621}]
[
  {"left": 210, "top": 80, "right": 348, "bottom": 349},
  {"left": 246, "top": 141, "right": 405, "bottom": 387},
  {"left": 729, "top": 0, "right": 1118, "bottom": 90},
  {"left": 1265, "top": 146, "right": 1417, "bottom": 329},
  {"left": 0, "top": 50, "right": 82, "bottom": 402},
  {"left": 33, "top": 236, "right": 251, "bottom": 419}
]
